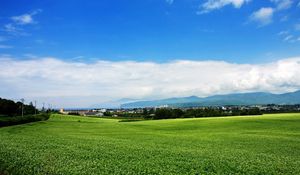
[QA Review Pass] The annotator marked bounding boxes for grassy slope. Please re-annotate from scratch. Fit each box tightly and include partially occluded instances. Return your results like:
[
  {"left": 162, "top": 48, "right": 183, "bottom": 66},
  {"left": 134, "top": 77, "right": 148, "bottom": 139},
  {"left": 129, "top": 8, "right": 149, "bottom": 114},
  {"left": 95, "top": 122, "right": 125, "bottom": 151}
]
[{"left": 0, "top": 114, "right": 300, "bottom": 175}]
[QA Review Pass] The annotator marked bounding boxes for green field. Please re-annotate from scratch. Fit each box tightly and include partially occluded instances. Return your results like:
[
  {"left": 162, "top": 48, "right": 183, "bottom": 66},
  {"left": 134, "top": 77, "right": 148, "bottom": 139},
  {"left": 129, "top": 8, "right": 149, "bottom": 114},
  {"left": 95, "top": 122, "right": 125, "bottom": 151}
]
[{"left": 1, "top": 113, "right": 300, "bottom": 174}]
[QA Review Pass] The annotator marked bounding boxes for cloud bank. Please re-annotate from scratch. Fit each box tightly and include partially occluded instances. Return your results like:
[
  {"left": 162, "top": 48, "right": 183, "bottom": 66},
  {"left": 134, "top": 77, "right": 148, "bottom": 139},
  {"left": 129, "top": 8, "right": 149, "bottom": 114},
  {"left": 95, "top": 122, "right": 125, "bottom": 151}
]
[{"left": 1, "top": 57, "right": 300, "bottom": 107}]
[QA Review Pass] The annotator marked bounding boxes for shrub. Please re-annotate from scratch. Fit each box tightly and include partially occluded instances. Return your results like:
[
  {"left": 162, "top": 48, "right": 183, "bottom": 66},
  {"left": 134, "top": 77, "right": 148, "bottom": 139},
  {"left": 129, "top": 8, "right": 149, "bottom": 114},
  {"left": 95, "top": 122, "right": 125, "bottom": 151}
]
[{"left": 0, "top": 113, "right": 50, "bottom": 127}]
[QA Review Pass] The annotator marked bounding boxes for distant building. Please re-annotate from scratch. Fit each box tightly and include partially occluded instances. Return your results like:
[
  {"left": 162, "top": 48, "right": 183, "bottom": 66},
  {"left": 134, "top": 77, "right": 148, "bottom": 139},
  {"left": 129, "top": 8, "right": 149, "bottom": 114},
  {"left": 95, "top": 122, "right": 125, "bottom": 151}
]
[
  {"left": 84, "top": 111, "right": 104, "bottom": 116},
  {"left": 157, "top": 104, "right": 169, "bottom": 108},
  {"left": 59, "top": 108, "right": 68, "bottom": 114},
  {"left": 95, "top": 112, "right": 104, "bottom": 117}
]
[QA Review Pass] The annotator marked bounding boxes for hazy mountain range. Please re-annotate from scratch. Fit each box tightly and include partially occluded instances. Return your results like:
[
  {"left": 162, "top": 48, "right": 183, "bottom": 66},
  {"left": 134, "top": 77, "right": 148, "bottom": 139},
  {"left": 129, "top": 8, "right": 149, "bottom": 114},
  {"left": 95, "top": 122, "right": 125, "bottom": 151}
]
[
  {"left": 120, "top": 90, "right": 300, "bottom": 108},
  {"left": 90, "top": 98, "right": 138, "bottom": 109}
]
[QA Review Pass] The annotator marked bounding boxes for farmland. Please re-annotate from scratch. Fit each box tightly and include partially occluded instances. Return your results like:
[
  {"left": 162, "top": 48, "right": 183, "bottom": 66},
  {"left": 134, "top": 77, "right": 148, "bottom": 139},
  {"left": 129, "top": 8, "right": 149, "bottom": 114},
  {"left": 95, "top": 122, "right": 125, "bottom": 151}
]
[{"left": 1, "top": 113, "right": 300, "bottom": 174}]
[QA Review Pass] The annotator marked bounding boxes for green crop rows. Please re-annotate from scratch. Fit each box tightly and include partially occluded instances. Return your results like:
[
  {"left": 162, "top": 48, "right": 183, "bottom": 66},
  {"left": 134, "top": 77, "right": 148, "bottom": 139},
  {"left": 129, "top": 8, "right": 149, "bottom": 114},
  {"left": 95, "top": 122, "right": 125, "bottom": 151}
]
[{"left": 1, "top": 113, "right": 300, "bottom": 174}]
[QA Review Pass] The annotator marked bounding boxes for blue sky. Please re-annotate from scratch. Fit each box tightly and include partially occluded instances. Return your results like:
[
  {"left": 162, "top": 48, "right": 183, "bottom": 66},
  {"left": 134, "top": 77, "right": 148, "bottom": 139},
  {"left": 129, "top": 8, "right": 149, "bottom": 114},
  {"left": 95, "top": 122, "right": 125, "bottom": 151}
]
[
  {"left": 0, "top": 0, "right": 299, "bottom": 63},
  {"left": 1, "top": 0, "right": 300, "bottom": 107}
]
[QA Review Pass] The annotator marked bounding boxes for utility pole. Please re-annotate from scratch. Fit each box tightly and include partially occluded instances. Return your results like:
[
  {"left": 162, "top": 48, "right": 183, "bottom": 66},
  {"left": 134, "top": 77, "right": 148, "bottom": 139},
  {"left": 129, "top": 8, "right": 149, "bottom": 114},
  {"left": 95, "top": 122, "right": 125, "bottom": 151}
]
[
  {"left": 34, "top": 100, "right": 37, "bottom": 115},
  {"left": 20, "top": 98, "right": 25, "bottom": 117},
  {"left": 42, "top": 102, "right": 45, "bottom": 112}
]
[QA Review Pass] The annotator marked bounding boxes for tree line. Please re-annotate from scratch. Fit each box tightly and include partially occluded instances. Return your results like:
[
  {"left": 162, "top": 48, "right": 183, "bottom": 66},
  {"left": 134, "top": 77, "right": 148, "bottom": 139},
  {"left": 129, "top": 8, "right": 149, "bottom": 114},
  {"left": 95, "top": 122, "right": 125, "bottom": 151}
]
[
  {"left": 103, "top": 107, "right": 263, "bottom": 120},
  {"left": 0, "top": 97, "right": 37, "bottom": 117},
  {"left": 151, "top": 107, "right": 262, "bottom": 119},
  {"left": 0, "top": 97, "right": 51, "bottom": 127}
]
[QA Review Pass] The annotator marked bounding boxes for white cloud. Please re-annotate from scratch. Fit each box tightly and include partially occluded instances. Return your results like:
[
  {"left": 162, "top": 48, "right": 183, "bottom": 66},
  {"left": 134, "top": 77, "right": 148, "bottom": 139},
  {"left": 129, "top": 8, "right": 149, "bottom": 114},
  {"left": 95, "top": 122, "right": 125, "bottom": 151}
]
[
  {"left": 3, "top": 23, "right": 27, "bottom": 36},
  {"left": 249, "top": 0, "right": 293, "bottom": 27},
  {"left": 278, "top": 30, "right": 300, "bottom": 43},
  {"left": 166, "top": 0, "right": 174, "bottom": 5},
  {"left": 270, "top": 0, "right": 293, "bottom": 10},
  {"left": 250, "top": 7, "right": 274, "bottom": 26},
  {"left": 3, "top": 9, "right": 41, "bottom": 36},
  {"left": 199, "top": 0, "right": 251, "bottom": 14},
  {"left": 278, "top": 30, "right": 289, "bottom": 36},
  {"left": 4, "top": 24, "right": 20, "bottom": 33},
  {"left": 0, "top": 45, "right": 13, "bottom": 49},
  {"left": 1, "top": 57, "right": 300, "bottom": 107},
  {"left": 11, "top": 9, "right": 41, "bottom": 25},
  {"left": 283, "top": 35, "right": 294, "bottom": 42},
  {"left": 12, "top": 14, "right": 34, "bottom": 25}
]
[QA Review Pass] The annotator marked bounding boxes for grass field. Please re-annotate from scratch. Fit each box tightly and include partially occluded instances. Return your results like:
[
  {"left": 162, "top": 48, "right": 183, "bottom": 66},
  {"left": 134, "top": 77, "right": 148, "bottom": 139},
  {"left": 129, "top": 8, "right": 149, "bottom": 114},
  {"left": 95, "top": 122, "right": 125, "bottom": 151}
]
[{"left": 1, "top": 113, "right": 300, "bottom": 174}]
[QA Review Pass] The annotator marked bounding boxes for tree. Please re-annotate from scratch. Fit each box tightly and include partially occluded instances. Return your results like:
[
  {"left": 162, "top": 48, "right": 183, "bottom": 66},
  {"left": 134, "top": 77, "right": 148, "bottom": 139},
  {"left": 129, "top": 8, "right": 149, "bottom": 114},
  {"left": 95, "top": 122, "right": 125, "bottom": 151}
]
[
  {"left": 143, "top": 108, "right": 148, "bottom": 115},
  {"left": 0, "top": 98, "right": 19, "bottom": 116},
  {"left": 154, "top": 108, "right": 173, "bottom": 119},
  {"left": 172, "top": 109, "right": 184, "bottom": 118}
]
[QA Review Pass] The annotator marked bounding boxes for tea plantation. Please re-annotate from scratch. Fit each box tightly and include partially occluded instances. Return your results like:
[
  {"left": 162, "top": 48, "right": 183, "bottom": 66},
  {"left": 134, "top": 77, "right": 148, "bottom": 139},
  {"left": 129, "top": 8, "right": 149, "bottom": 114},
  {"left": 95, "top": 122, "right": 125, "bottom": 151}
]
[{"left": 1, "top": 113, "right": 300, "bottom": 174}]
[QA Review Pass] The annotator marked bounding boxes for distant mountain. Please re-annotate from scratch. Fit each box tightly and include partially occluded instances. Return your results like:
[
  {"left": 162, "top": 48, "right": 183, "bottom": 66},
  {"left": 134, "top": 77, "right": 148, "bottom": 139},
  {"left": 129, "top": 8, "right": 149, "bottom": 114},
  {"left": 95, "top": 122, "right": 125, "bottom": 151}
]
[
  {"left": 120, "top": 96, "right": 202, "bottom": 108},
  {"left": 120, "top": 90, "right": 300, "bottom": 108},
  {"left": 90, "top": 98, "right": 138, "bottom": 108}
]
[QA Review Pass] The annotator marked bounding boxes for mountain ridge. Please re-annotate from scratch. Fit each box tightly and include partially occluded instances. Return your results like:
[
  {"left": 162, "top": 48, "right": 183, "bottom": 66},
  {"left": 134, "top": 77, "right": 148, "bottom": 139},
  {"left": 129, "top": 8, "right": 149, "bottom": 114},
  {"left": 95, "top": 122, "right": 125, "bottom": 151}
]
[{"left": 121, "top": 90, "right": 300, "bottom": 108}]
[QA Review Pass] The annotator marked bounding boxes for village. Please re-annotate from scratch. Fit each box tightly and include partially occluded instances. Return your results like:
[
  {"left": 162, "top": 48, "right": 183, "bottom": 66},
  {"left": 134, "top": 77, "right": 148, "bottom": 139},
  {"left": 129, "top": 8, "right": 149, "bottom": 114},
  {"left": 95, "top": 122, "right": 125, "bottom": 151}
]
[{"left": 58, "top": 104, "right": 300, "bottom": 118}]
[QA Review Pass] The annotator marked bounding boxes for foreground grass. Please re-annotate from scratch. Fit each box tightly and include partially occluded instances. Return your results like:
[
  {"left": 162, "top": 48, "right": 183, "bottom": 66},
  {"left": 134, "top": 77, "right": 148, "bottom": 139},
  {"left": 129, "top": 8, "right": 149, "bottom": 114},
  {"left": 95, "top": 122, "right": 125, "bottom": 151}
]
[{"left": 0, "top": 114, "right": 300, "bottom": 174}]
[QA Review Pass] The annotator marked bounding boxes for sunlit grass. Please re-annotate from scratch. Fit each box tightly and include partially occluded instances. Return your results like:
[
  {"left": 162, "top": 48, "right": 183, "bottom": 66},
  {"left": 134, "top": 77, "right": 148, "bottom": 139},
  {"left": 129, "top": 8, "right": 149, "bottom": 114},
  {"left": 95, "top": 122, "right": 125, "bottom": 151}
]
[{"left": 1, "top": 113, "right": 300, "bottom": 174}]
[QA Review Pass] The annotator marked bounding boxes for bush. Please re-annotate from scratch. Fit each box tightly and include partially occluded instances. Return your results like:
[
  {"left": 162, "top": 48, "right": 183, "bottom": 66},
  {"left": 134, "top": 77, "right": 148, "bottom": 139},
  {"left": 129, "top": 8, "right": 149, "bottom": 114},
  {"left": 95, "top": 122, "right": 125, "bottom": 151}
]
[{"left": 0, "top": 113, "right": 50, "bottom": 127}]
